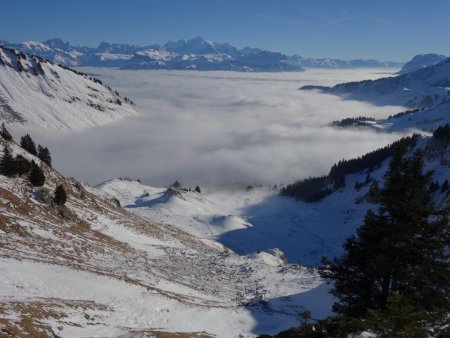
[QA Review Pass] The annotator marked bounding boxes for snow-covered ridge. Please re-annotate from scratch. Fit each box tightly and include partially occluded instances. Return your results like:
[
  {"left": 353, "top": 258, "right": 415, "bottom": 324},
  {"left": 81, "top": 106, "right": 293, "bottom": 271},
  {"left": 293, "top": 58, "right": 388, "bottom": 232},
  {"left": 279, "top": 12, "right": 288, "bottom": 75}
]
[
  {"left": 330, "top": 101, "right": 450, "bottom": 134},
  {"left": 301, "top": 57, "right": 450, "bottom": 108},
  {"left": 0, "top": 46, "right": 137, "bottom": 131},
  {"left": 368, "top": 101, "right": 450, "bottom": 132}
]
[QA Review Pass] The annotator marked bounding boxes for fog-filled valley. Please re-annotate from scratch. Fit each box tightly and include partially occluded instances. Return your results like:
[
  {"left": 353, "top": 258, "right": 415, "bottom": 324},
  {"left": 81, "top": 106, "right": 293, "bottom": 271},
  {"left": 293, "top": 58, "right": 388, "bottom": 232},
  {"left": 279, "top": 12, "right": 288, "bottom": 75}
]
[{"left": 19, "top": 68, "right": 407, "bottom": 187}]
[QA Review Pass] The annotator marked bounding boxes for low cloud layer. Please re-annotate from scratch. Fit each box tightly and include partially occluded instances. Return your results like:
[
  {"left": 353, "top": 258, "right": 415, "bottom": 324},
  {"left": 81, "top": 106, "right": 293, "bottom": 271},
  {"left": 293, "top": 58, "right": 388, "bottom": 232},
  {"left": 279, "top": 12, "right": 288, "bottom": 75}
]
[{"left": 27, "top": 68, "right": 407, "bottom": 187}]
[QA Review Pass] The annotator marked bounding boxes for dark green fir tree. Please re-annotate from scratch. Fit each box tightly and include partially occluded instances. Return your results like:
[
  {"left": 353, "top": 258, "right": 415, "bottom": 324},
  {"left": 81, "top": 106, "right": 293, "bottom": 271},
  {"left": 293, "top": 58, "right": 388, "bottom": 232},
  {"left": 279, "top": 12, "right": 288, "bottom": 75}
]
[
  {"left": 20, "top": 134, "right": 37, "bottom": 156},
  {"left": 13, "top": 155, "right": 31, "bottom": 176},
  {"left": 0, "top": 146, "right": 15, "bottom": 177},
  {"left": 28, "top": 161, "right": 45, "bottom": 186},
  {"left": 37, "top": 145, "right": 52, "bottom": 167},
  {"left": 0, "top": 122, "right": 13, "bottom": 141},
  {"left": 320, "top": 146, "right": 449, "bottom": 321}
]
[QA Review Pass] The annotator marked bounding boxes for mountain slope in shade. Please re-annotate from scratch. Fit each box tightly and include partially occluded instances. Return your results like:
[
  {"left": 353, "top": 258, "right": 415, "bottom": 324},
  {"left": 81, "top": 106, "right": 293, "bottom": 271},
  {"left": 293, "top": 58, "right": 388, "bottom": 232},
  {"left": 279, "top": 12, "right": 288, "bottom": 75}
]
[
  {"left": 0, "top": 136, "right": 332, "bottom": 337},
  {"left": 0, "top": 46, "right": 136, "bottom": 131},
  {"left": 301, "top": 57, "right": 450, "bottom": 108},
  {"left": 399, "top": 53, "right": 447, "bottom": 74}
]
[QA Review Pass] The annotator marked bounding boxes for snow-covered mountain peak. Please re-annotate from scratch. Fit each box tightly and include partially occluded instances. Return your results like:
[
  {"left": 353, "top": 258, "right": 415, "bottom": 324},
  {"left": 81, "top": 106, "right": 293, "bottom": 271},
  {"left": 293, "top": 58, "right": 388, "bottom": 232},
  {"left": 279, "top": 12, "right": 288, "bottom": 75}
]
[
  {"left": 163, "top": 36, "right": 238, "bottom": 56},
  {"left": 399, "top": 53, "right": 447, "bottom": 74},
  {"left": 43, "top": 38, "right": 72, "bottom": 51},
  {"left": 0, "top": 46, "right": 45, "bottom": 74},
  {"left": 20, "top": 40, "right": 52, "bottom": 52},
  {"left": 96, "top": 41, "right": 144, "bottom": 54}
]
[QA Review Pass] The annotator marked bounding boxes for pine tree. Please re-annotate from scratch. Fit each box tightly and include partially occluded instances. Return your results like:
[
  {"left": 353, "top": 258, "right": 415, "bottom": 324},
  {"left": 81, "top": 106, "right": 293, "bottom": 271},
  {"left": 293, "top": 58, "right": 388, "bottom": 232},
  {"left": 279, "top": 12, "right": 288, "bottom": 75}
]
[
  {"left": 28, "top": 161, "right": 45, "bottom": 186},
  {"left": 54, "top": 184, "right": 67, "bottom": 206},
  {"left": 0, "top": 146, "right": 15, "bottom": 177},
  {"left": 20, "top": 134, "right": 37, "bottom": 155},
  {"left": 0, "top": 122, "right": 13, "bottom": 141},
  {"left": 37, "top": 145, "right": 52, "bottom": 167},
  {"left": 13, "top": 155, "right": 31, "bottom": 176},
  {"left": 320, "top": 146, "right": 450, "bottom": 318},
  {"left": 195, "top": 186, "right": 201, "bottom": 193}
]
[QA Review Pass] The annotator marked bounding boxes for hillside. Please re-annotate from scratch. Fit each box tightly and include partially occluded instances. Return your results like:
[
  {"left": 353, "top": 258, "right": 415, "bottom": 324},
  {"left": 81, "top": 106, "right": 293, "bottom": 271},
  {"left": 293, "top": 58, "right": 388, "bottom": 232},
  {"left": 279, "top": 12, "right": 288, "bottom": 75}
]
[
  {"left": 282, "top": 134, "right": 449, "bottom": 207},
  {"left": 0, "top": 46, "right": 136, "bottom": 131},
  {"left": 0, "top": 136, "right": 332, "bottom": 337},
  {"left": 300, "top": 57, "right": 450, "bottom": 108},
  {"left": 330, "top": 101, "right": 450, "bottom": 134}
]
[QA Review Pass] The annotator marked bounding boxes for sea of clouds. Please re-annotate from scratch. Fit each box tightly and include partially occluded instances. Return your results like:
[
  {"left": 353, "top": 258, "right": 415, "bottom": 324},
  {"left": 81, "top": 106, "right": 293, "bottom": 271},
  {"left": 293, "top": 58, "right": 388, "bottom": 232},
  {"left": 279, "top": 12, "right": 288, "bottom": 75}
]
[{"left": 32, "top": 68, "right": 408, "bottom": 187}]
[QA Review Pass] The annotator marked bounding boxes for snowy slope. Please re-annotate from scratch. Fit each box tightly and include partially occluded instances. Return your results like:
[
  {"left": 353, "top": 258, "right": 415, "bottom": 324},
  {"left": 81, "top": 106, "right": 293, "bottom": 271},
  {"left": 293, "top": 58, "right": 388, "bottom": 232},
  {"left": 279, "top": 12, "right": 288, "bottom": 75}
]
[
  {"left": 99, "top": 179, "right": 366, "bottom": 266},
  {"left": 370, "top": 101, "right": 450, "bottom": 132},
  {"left": 0, "top": 46, "right": 136, "bottom": 131},
  {"left": 0, "top": 137, "right": 332, "bottom": 337},
  {"left": 301, "top": 57, "right": 450, "bottom": 108},
  {"left": 99, "top": 135, "right": 450, "bottom": 267}
]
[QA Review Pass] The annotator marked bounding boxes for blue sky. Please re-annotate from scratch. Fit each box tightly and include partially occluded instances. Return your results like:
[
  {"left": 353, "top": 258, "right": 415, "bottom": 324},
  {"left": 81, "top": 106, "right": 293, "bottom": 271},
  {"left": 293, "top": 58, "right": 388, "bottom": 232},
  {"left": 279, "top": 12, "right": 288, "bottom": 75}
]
[{"left": 2, "top": 0, "right": 449, "bottom": 61}]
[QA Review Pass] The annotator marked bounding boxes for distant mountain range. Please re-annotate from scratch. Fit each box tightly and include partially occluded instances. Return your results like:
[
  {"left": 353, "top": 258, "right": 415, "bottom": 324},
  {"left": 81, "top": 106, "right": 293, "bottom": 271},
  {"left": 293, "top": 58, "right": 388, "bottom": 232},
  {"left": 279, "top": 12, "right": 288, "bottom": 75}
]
[
  {"left": 0, "top": 37, "right": 403, "bottom": 72},
  {"left": 287, "top": 55, "right": 401, "bottom": 69}
]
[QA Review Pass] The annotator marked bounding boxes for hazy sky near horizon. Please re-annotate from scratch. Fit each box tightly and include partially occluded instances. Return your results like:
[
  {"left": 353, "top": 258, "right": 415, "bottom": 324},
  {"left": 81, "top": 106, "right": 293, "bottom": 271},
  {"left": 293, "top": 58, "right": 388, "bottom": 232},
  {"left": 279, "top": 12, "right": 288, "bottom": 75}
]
[{"left": 1, "top": 0, "right": 450, "bottom": 61}]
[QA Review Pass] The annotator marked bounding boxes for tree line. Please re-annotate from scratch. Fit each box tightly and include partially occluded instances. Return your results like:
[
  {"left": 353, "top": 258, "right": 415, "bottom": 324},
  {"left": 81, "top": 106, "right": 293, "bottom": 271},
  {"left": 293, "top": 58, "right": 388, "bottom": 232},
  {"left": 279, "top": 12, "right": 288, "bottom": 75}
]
[
  {"left": 330, "top": 116, "right": 376, "bottom": 128},
  {"left": 433, "top": 123, "right": 450, "bottom": 142},
  {"left": 281, "top": 135, "right": 417, "bottom": 202}
]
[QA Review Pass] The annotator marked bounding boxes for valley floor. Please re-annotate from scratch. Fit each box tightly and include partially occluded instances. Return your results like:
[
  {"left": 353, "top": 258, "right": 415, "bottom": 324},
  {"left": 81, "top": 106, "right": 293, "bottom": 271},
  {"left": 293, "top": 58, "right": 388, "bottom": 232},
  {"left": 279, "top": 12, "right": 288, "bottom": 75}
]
[
  {"left": 99, "top": 179, "right": 371, "bottom": 267},
  {"left": 0, "top": 141, "right": 335, "bottom": 337}
]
